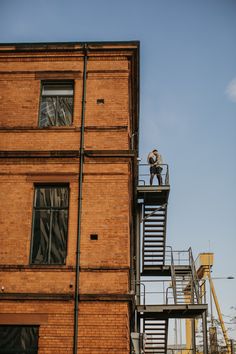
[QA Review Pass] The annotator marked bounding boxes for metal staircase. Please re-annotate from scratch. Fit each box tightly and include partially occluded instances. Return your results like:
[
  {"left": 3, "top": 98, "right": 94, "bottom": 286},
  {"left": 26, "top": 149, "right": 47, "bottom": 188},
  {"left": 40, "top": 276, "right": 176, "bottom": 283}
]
[
  {"left": 143, "top": 319, "right": 168, "bottom": 354},
  {"left": 135, "top": 163, "right": 208, "bottom": 354},
  {"left": 142, "top": 204, "right": 167, "bottom": 272},
  {"left": 170, "top": 248, "right": 201, "bottom": 305},
  {"left": 173, "top": 266, "right": 194, "bottom": 304}
]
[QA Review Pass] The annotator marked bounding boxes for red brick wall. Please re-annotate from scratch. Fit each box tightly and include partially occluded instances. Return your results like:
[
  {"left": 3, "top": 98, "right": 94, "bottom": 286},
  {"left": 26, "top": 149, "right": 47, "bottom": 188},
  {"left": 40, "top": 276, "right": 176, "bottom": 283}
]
[
  {"left": 0, "top": 44, "right": 137, "bottom": 353},
  {"left": 0, "top": 301, "right": 130, "bottom": 354}
]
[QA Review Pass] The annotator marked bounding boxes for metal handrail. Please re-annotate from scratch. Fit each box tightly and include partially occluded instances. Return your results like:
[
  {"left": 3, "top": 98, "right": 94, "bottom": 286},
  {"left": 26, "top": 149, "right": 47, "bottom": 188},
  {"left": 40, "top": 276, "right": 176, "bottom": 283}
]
[
  {"left": 138, "top": 163, "right": 170, "bottom": 186},
  {"left": 165, "top": 248, "right": 191, "bottom": 266},
  {"left": 171, "top": 257, "right": 177, "bottom": 303},
  {"left": 138, "top": 278, "right": 175, "bottom": 305},
  {"left": 189, "top": 247, "right": 201, "bottom": 304},
  {"left": 138, "top": 247, "right": 205, "bottom": 306},
  {"left": 141, "top": 203, "right": 167, "bottom": 222},
  {"left": 166, "top": 286, "right": 173, "bottom": 304},
  {"left": 199, "top": 280, "right": 207, "bottom": 304},
  {"left": 136, "top": 281, "right": 146, "bottom": 306},
  {"left": 164, "top": 247, "right": 202, "bottom": 305},
  {"left": 166, "top": 246, "right": 177, "bottom": 304}
]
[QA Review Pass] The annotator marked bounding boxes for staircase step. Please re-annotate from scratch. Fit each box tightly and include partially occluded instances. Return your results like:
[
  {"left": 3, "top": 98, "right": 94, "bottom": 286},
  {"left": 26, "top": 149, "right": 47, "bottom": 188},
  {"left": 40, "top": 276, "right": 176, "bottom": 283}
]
[
  {"left": 144, "top": 220, "right": 165, "bottom": 223},
  {"left": 144, "top": 207, "right": 165, "bottom": 210},
  {"left": 143, "top": 262, "right": 165, "bottom": 264},
  {"left": 145, "top": 344, "right": 166, "bottom": 347},
  {"left": 144, "top": 254, "right": 164, "bottom": 257},
  {"left": 144, "top": 239, "right": 164, "bottom": 242},
  {"left": 144, "top": 242, "right": 164, "bottom": 245},
  {"left": 144, "top": 248, "right": 164, "bottom": 251},
  {"left": 144, "top": 239, "right": 164, "bottom": 241},
  {"left": 144, "top": 209, "right": 165, "bottom": 212},
  {"left": 144, "top": 213, "right": 166, "bottom": 217},
  {"left": 144, "top": 222, "right": 165, "bottom": 225},
  {"left": 144, "top": 232, "right": 165, "bottom": 234},
  {"left": 144, "top": 250, "right": 165, "bottom": 253},
  {"left": 144, "top": 233, "right": 164, "bottom": 236},
  {"left": 144, "top": 245, "right": 164, "bottom": 247},
  {"left": 144, "top": 226, "right": 165, "bottom": 230},
  {"left": 144, "top": 213, "right": 165, "bottom": 216},
  {"left": 144, "top": 249, "right": 164, "bottom": 251},
  {"left": 144, "top": 318, "right": 168, "bottom": 354}
]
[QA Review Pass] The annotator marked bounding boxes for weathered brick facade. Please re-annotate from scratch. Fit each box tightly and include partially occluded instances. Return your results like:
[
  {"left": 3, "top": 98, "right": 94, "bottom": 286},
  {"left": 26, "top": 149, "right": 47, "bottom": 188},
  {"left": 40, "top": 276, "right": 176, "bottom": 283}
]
[{"left": 0, "top": 42, "right": 139, "bottom": 353}]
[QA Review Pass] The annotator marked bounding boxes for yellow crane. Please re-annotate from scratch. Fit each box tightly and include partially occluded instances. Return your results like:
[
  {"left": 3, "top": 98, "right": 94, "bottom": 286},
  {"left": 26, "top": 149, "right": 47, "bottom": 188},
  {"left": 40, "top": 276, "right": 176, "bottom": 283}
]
[{"left": 185, "top": 253, "right": 231, "bottom": 354}]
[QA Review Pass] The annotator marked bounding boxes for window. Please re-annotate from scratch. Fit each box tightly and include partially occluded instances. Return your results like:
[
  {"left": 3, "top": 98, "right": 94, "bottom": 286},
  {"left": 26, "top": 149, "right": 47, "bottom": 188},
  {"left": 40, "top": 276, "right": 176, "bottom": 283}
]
[
  {"left": 0, "top": 326, "right": 39, "bottom": 353},
  {"left": 39, "top": 81, "right": 74, "bottom": 127},
  {"left": 30, "top": 185, "right": 69, "bottom": 265}
]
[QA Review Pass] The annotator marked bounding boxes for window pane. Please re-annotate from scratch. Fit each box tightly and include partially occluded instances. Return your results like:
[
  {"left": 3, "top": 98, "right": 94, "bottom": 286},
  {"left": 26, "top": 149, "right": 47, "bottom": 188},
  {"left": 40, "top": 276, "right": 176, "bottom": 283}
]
[
  {"left": 31, "top": 210, "right": 50, "bottom": 264},
  {"left": 39, "top": 82, "right": 73, "bottom": 127},
  {"left": 35, "top": 187, "right": 51, "bottom": 208},
  {"left": 35, "top": 187, "right": 69, "bottom": 208},
  {"left": 31, "top": 186, "right": 69, "bottom": 265},
  {"left": 0, "top": 326, "right": 38, "bottom": 353},
  {"left": 50, "top": 187, "right": 69, "bottom": 208},
  {"left": 50, "top": 210, "right": 68, "bottom": 264},
  {"left": 42, "top": 83, "right": 73, "bottom": 96},
  {"left": 57, "top": 97, "right": 73, "bottom": 126},
  {"left": 39, "top": 96, "right": 57, "bottom": 127}
]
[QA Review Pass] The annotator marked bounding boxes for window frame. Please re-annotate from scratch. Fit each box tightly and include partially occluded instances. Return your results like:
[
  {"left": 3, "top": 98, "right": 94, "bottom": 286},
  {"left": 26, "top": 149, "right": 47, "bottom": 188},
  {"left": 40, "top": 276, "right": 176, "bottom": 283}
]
[
  {"left": 30, "top": 184, "right": 70, "bottom": 266},
  {"left": 38, "top": 80, "right": 74, "bottom": 128}
]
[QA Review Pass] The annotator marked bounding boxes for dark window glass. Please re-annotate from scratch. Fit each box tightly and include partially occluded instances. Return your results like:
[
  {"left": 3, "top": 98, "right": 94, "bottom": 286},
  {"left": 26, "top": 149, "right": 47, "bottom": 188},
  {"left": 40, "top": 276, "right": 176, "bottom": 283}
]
[
  {"left": 39, "top": 82, "right": 73, "bottom": 127},
  {"left": 0, "top": 326, "right": 39, "bottom": 353},
  {"left": 31, "top": 185, "right": 69, "bottom": 265}
]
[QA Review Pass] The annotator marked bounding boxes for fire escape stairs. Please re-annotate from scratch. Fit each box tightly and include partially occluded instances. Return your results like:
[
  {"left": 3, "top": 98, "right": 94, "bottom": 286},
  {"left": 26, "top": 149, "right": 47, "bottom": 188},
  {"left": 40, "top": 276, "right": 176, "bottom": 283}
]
[
  {"left": 142, "top": 203, "right": 167, "bottom": 274},
  {"left": 135, "top": 168, "right": 207, "bottom": 354},
  {"left": 172, "top": 266, "right": 194, "bottom": 304},
  {"left": 143, "top": 319, "right": 168, "bottom": 354},
  {"left": 171, "top": 249, "right": 201, "bottom": 305}
]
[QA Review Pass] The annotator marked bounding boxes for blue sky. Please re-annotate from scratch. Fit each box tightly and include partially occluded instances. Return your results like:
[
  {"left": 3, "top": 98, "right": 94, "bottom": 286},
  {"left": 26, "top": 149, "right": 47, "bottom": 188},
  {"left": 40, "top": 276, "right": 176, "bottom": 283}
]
[{"left": 1, "top": 0, "right": 236, "bottom": 335}]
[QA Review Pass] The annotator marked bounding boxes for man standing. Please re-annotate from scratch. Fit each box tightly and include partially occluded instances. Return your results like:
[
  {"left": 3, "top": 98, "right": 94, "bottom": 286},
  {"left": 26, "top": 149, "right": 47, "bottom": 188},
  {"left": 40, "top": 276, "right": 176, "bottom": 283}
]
[{"left": 147, "top": 149, "right": 163, "bottom": 186}]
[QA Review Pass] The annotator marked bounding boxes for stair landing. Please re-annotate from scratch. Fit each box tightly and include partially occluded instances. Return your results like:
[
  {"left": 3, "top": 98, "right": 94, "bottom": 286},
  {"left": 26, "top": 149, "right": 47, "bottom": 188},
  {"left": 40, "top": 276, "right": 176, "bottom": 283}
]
[
  {"left": 137, "top": 185, "right": 170, "bottom": 205},
  {"left": 137, "top": 304, "right": 207, "bottom": 319}
]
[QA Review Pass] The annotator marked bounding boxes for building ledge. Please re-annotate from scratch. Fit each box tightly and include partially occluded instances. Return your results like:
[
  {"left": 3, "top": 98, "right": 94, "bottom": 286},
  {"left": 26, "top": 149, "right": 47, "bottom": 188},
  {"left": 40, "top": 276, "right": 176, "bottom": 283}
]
[{"left": 0, "top": 293, "right": 73, "bottom": 301}]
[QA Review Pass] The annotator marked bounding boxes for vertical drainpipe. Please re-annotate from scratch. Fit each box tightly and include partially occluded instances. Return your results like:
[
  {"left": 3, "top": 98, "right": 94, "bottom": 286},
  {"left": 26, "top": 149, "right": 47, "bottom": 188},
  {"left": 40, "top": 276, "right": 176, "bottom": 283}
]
[{"left": 73, "top": 44, "right": 88, "bottom": 354}]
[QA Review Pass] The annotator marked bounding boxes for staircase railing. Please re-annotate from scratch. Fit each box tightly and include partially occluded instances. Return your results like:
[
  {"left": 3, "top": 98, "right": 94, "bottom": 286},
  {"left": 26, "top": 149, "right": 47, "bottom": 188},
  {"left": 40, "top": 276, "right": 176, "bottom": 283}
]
[
  {"left": 188, "top": 247, "right": 201, "bottom": 304},
  {"left": 138, "top": 163, "right": 169, "bottom": 186},
  {"left": 199, "top": 279, "right": 207, "bottom": 304},
  {"left": 165, "top": 248, "right": 190, "bottom": 266},
  {"left": 168, "top": 246, "right": 177, "bottom": 304},
  {"left": 165, "top": 247, "right": 202, "bottom": 304}
]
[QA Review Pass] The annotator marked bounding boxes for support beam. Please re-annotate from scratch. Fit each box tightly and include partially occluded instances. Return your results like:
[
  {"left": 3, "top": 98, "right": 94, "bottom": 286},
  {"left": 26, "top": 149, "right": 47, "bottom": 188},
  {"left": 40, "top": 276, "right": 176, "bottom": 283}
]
[{"left": 202, "top": 311, "right": 208, "bottom": 354}]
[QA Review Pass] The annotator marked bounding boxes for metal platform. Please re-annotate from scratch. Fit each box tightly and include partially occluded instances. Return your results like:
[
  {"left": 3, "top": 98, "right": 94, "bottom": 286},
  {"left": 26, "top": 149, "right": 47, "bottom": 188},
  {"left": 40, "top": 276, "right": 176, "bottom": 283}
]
[
  {"left": 137, "top": 304, "right": 207, "bottom": 319},
  {"left": 141, "top": 265, "right": 172, "bottom": 277},
  {"left": 137, "top": 185, "right": 170, "bottom": 205},
  {"left": 141, "top": 265, "right": 192, "bottom": 277}
]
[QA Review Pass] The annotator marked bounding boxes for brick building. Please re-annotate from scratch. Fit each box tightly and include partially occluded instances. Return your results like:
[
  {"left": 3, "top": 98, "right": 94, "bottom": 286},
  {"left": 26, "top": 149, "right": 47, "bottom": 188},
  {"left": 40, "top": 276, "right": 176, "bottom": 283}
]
[{"left": 0, "top": 42, "right": 139, "bottom": 353}]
